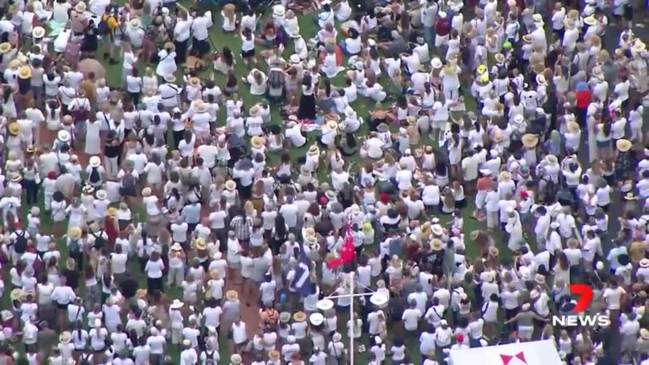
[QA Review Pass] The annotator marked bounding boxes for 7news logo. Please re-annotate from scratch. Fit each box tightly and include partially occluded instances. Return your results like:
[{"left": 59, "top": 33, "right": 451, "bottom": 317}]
[{"left": 551, "top": 284, "right": 611, "bottom": 327}]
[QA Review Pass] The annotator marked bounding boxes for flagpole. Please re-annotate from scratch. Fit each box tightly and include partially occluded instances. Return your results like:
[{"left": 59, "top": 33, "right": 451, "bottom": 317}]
[{"left": 349, "top": 271, "right": 355, "bottom": 365}]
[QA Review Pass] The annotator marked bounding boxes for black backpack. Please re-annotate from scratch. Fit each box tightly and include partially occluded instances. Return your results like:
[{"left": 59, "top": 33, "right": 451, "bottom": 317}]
[
  {"left": 92, "top": 231, "right": 107, "bottom": 249},
  {"left": 14, "top": 231, "right": 27, "bottom": 254}
]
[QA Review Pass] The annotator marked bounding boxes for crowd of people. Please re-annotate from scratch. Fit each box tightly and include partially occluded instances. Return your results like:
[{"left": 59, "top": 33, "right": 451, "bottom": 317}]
[{"left": 0, "top": 0, "right": 647, "bottom": 364}]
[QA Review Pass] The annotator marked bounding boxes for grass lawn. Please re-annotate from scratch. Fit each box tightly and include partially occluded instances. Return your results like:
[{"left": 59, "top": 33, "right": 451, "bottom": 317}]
[{"left": 1, "top": 2, "right": 512, "bottom": 364}]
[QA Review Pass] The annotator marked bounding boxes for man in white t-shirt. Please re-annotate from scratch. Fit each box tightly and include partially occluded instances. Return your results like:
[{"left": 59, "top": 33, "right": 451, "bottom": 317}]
[
  {"left": 179, "top": 340, "right": 198, "bottom": 365},
  {"left": 285, "top": 120, "right": 306, "bottom": 147},
  {"left": 603, "top": 279, "right": 626, "bottom": 313},
  {"left": 402, "top": 301, "right": 423, "bottom": 332}
]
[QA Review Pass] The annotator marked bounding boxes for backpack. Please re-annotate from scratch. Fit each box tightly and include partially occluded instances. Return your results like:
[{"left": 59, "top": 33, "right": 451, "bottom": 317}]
[
  {"left": 69, "top": 238, "right": 81, "bottom": 253},
  {"left": 268, "top": 69, "right": 284, "bottom": 90},
  {"left": 97, "top": 15, "right": 112, "bottom": 35},
  {"left": 79, "top": 353, "right": 92, "bottom": 365},
  {"left": 92, "top": 231, "right": 106, "bottom": 249},
  {"left": 14, "top": 231, "right": 27, "bottom": 254},
  {"left": 121, "top": 172, "right": 137, "bottom": 196}
]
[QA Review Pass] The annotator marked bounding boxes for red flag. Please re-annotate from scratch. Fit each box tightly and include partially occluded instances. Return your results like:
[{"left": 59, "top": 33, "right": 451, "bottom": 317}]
[{"left": 326, "top": 224, "right": 356, "bottom": 269}]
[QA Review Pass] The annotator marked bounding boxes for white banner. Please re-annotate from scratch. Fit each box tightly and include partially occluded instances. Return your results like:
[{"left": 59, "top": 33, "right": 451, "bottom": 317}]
[{"left": 449, "top": 340, "right": 563, "bottom": 365}]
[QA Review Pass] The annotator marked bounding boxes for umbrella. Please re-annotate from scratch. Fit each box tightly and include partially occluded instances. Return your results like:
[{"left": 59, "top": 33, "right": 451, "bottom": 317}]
[{"left": 78, "top": 59, "right": 106, "bottom": 80}]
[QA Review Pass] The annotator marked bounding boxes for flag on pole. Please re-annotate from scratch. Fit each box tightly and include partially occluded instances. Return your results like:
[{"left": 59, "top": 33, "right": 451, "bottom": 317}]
[
  {"left": 291, "top": 245, "right": 313, "bottom": 296},
  {"left": 326, "top": 224, "right": 357, "bottom": 269}
]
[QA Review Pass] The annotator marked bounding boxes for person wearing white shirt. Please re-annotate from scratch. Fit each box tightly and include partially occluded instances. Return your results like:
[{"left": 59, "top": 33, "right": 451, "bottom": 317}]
[
  {"left": 434, "top": 320, "right": 453, "bottom": 350},
  {"left": 179, "top": 341, "right": 198, "bottom": 365},
  {"left": 284, "top": 120, "right": 306, "bottom": 147},
  {"left": 343, "top": 29, "right": 362, "bottom": 55},
  {"left": 190, "top": 12, "right": 211, "bottom": 56},
  {"left": 173, "top": 13, "right": 191, "bottom": 64},
  {"left": 402, "top": 301, "right": 422, "bottom": 332},
  {"left": 603, "top": 279, "right": 626, "bottom": 312},
  {"left": 245, "top": 69, "right": 267, "bottom": 96}
]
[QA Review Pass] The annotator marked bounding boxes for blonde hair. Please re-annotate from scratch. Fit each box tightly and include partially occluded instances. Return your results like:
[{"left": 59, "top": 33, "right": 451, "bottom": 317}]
[{"left": 223, "top": 4, "right": 235, "bottom": 23}]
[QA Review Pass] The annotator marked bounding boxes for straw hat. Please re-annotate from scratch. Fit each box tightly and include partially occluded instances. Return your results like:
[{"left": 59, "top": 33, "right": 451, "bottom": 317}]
[
  {"left": 68, "top": 227, "right": 82, "bottom": 239},
  {"left": 224, "top": 180, "right": 236, "bottom": 191},
  {"left": 129, "top": 17, "right": 141, "bottom": 28},
  {"left": 57, "top": 130, "right": 71, "bottom": 142},
  {"left": 279, "top": 312, "right": 291, "bottom": 323},
  {"left": 10, "top": 288, "right": 24, "bottom": 302},
  {"left": 0, "top": 42, "right": 11, "bottom": 54},
  {"left": 170, "top": 299, "right": 184, "bottom": 309},
  {"left": 616, "top": 139, "right": 632, "bottom": 152},
  {"left": 95, "top": 189, "right": 107, "bottom": 200},
  {"left": 309, "top": 312, "right": 324, "bottom": 326},
  {"left": 369, "top": 292, "right": 388, "bottom": 307},
  {"left": 74, "top": 1, "right": 86, "bottom": 12},
  {"left": 188, "top": 76, "right": 200, "bottom": 87},
  {"left": 431, "top": 239, "right": 443, "bottom": 251},
  {"left": 250, "top": 136, "right": 266, "bottom": 149},
  {"left": 141, "top": 187, "right": 152, "bottom": 197},
  {"left": 567, "top": 121, "right": 580, "bottom": 133},
  {"left": 32, "top": 26, "right": 45, "bottom": 39},
  {"left": 293, "top": 311, "right": 307, "bottom": 322},
  {"left": 641, "top": 329, "right": 649, "bottom": 340},
  {"left": 583, "top": 16, "right": 597, "bottom": 26},
  {"left": 268, "top": 350, "right": 281, "bottom": 361},
  {"left": 273, "top": 4, "right": 285, "bottom": 17},
  {"left": 316, "top": 298, "right": 335, "bottom": 311},
  {"left": 522, "top": 34, "right": 532, "bottom": 43},
  {"left": 89, "top": 156, "right": 101, "bottom": 167},
  {"left": 536, "top": 74, "right": 547, "bottom": 86},
  {"left": 494, "top": 53, "right": 505, "bottom": 64},
  {"left": 307, "top": 145, "right": 320, "bottom": 157},
  {"left": 194, "top": 238, "right": 207, "bottom": 250},
  {"left": 230, "top": 354, "right": 242, "bottom": 365},
  {"left": 532, "top": 13, "right": 544, "bottom": 25},
  {"left": 164, "top": 74, "right": 176, "bottom": 83},
  {"left": 226, "top": 290, "right": 238, "bottom": 300},
  {"left": 522, "top": 134, "right": 539, "bottom": 148},
  {"left": 59, "top": 331, "right": 72, "bottom": 344},
  {"left": 17, "top": 65, "right": 31, "bottom": 79},
  {"left": 640, "top": 258, "right": 649, "bottom": 268},
  {"left": 8, "top": 122, "right": 20, "bottom": 136},
  {"left": 430, "top": 57, "right": 442, "bottom": 69}
]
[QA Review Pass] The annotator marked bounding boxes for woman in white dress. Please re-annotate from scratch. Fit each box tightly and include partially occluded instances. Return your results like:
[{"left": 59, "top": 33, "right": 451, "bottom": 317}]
[
  {"left": 85, "top": 118, "right": 102, "bottom": 155},
  {"left": 221, "top": 4, "right": 237, "bottom": 32},
  {"left": 155, "top": 43, "right": 177, "bottom": 79},
  {"left": 142, "top": 67, "right": 158, "bottom": 96},
  {"left": 46, "top": 99, "right": 62, "bottom": 131},
  {"left": 441, "top": 61, "right": 461, "bottom": 103}
]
